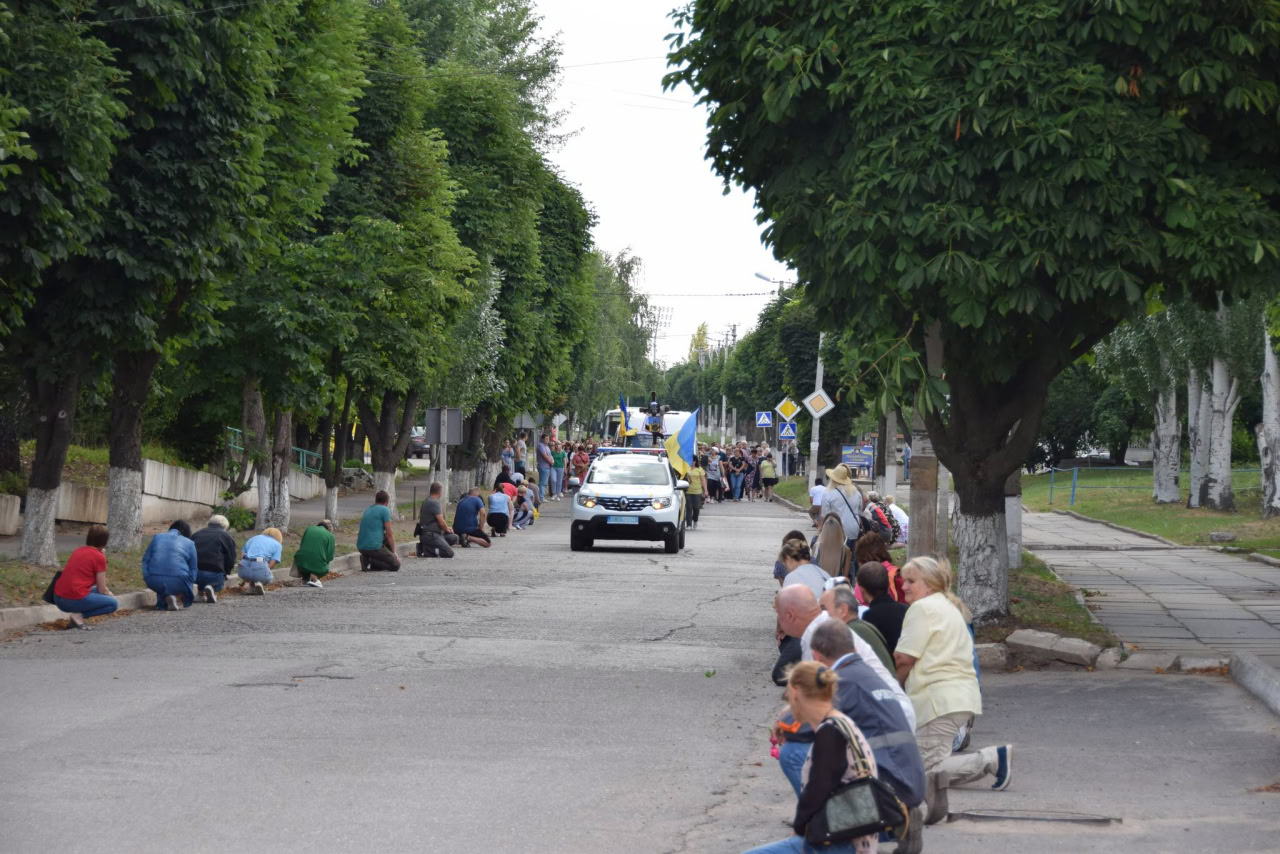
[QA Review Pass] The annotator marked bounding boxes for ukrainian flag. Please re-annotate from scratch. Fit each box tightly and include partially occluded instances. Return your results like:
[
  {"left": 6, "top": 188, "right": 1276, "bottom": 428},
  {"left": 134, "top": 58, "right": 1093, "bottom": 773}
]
[
  {"left": 664, "top": 407, "right": 698, "bottom": 477},
  {"left": 618, "top": 394, "right": 637, "bottom": 438}
]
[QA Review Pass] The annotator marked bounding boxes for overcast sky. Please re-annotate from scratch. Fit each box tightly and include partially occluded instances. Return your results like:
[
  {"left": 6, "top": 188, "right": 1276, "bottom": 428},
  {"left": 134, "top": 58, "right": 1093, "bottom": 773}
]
[{"left": 536, "top": 0, "right": 794, "bottom": 367}]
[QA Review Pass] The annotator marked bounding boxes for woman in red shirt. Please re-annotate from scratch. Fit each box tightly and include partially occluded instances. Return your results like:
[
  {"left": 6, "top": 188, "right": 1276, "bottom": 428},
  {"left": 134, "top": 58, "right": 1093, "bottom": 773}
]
[{"left": 52, "top": 525, "right": 117, "bottom": 629}]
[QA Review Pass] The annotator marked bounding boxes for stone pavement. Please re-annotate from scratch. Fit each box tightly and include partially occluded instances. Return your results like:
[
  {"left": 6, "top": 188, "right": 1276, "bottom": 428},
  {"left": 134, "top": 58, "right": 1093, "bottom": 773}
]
[{"left": 1024, "top": 512, "right": 1280, "bottom": 669}]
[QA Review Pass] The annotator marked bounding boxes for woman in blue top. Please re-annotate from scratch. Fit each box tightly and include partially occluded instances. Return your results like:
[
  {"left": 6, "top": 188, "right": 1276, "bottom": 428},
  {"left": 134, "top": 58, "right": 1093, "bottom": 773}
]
[
  {"left": 488, "top": 486, "right": 511, "bottom": 537},
  {"left": 239, "top": 527, "right": 283, "bottom": 596},
  {"left": 142, "top": 520, "right": 199, "bottom": 611}
]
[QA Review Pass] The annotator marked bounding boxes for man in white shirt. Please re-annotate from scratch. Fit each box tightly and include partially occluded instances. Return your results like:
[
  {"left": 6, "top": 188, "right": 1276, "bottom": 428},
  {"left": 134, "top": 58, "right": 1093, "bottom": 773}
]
[
  {"left": 775, "top": 584, "right": 916, "bottom": 729},
  {"left": 808, "top": 474, "right": 826, "bottom": 526}
]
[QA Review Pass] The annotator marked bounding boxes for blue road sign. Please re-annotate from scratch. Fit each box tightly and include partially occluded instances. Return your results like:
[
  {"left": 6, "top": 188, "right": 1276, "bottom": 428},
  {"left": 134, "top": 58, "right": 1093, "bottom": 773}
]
[
  {"left": 778, "top": 421, "right": 798, "bottom": 439},
  {"left": 755, "top": 411, "right": 773, "bottom": 428}
]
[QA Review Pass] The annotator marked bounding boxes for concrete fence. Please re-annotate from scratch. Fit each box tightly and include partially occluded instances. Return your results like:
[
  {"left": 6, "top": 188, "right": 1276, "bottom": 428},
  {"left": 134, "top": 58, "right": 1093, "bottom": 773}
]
[{"left": 11, "top": 460, "right": 331, "bottom": 529}]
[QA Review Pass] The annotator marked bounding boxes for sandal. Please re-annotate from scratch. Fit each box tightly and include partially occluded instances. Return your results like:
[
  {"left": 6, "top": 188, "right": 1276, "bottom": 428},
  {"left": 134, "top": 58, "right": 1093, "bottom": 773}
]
[{"left": 66, "top": 620, "right": 91, "bottom": 631}]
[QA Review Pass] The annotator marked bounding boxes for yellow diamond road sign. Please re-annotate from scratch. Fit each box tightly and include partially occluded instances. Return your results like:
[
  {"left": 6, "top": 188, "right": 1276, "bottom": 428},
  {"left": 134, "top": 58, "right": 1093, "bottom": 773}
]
[
  {"left": 775, "top": 397, "right": 801, "bottom": 422},
  {"left": 803, "top": 388, "right": 833, "bottom": 418}
]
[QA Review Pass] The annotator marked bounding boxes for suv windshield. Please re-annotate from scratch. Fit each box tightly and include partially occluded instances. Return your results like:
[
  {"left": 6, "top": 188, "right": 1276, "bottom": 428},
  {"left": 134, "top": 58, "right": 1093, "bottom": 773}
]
[{"left": 588, "top": 460, "right": 670, "bottom": 486}]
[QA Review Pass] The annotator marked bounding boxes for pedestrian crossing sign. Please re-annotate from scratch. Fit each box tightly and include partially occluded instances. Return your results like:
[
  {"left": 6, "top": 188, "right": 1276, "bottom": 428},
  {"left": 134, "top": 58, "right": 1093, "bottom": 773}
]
[
  {"left": 775, "top": 397, "right": 801, "bottom": 421},
  {"left": 779, "top": 421, "right": 798, "bottom": 439},
  {"left": 755, "top": 411, "right": 773, "bottom": 428}
]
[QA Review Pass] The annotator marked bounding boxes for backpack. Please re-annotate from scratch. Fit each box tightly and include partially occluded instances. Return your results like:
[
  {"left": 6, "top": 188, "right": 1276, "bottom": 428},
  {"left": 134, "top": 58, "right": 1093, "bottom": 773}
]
[
  {"left": 863, "top": 504, "right": 893, "bottom": 544},
  {"left": 873, "top": 501, "right": 902, "bottom": 544}
]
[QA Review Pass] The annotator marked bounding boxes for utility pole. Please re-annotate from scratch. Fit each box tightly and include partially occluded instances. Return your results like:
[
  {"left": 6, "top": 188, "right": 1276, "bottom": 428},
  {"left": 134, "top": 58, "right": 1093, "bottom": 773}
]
[{"left": 809, "top": 331, "right": 826, "bottom": 489}]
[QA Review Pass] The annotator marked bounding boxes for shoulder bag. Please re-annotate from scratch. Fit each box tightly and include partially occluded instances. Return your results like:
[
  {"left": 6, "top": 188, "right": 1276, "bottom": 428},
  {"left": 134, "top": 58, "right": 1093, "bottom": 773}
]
[
  {"left": 804, "top": 715, "right": 909, "bottom": 845},
  {"left": 42, "top": 571, "right": 63, "bottom": 605}
]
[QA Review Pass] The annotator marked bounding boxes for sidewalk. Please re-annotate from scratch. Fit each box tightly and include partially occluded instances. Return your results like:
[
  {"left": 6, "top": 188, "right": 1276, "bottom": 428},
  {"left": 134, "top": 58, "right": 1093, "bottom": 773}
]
[{"left": 1024, "top": 512, "right": 1280, "bottom": 669}]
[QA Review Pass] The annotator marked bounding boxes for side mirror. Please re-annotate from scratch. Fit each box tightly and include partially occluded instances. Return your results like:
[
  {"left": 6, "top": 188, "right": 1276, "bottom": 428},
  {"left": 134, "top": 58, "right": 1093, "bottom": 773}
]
[
  {"left": 675, "top": 480, "right": 690, "bottom": 490},
  {"left": 568, "top": 477, "right": 581, "bottom": 488}
]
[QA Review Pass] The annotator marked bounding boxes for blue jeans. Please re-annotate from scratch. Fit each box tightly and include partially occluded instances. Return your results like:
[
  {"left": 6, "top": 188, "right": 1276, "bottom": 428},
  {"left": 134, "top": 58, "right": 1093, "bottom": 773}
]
[
  {"left": 238, "top": 558, "right": 274, "bottom": 583},
  {"left": 54, "top": 592, "right": 118, "bottom": 619},
  {"left": 743, "top": 838, "right": 861, "bottom": 854},
  {"left": 538, "top": 466, "right": 551, "bottom": 495},
  {"left": 146, "top": 575, "right": 193, "bottom": 608},
  {"left": 778, "top": 740, "right": 811, "bottom": 798},
  {"left": 550, "top": 467, "right": 562, "bottom": 496},
  {"left": 730, "top": 472, "right": 745, "bottom": 499},
  {"left": 196, "top": 570, "right": 226, "bottom": 593}
]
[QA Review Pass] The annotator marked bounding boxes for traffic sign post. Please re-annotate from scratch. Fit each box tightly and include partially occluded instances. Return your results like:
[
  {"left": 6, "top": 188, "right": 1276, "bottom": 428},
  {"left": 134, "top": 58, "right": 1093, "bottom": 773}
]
[
  {"left": 779, "top": 421, "right": 798, "bottom": 440},
  {"left": 755, "top": 411, "right": 773, "bottom": 428}
]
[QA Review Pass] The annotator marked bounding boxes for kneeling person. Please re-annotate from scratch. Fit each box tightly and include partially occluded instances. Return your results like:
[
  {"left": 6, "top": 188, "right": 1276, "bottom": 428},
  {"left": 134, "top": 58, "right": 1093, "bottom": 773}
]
[
  {"left": 294, "top": 520, "right": 335, "bottom": 587},
  {"left": 358, "top": 490, "right": 401, "bottom": 571},
  {"left": 452, "top": 488, "right": 491, "bottom": 548},
  {"left": 239, "top": 527, "right": 283, "bottom": 594},
  {"left": 417, "top": 483, "right": 459, "bottom": 557}
]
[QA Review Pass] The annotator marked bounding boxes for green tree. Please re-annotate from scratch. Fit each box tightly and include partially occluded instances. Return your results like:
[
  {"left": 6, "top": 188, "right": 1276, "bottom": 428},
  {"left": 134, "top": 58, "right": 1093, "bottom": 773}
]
[{"left": 667, "top": 0, "right": 1280, "bottom": 618}]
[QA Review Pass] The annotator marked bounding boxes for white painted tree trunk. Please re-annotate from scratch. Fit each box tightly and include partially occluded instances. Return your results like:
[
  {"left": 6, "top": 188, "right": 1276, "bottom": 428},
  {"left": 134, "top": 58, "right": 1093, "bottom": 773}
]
[
  {"left": 19, "top": 486, "right": 60, "bottom": 566},
  {"left": 1151, "top": 359, "right": 1181, "bottom": 504},
  {"left": 256, "top": 474, "right": 270, "bottom": 528},
  {"left": 261, "top": 466, "right": 290, "bottom": 531},
  {"left": 1204, "top": 354, "right": 1241, "bottom": 511},
  {"left": 1258, "top": 327, "right": 1280, "bottom": 519},
  {"left": 106, "top": 466, "right": 144, "bottom": 551},
  {"left": 373, "top": 470, "right": 398, "bottom": 519},
  {"left": 1186, "top": 368, "right": 1211, "bottom": 508},
  {"left": 953, "top": 508, "right": 1009, "bottom": 622},
  {"left": 324, "top": 486, "right": 339, "bottom": 526}
]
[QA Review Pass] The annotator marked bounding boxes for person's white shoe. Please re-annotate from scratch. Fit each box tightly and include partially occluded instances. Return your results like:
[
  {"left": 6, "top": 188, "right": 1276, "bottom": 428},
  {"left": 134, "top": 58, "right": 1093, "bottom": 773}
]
[
  {"left": 253, "top": 582, "right": 266, "bottom": 596},
  {"left": 305, "top": 579, "right": 322, "bottom": 588},
  {"left": 202, "top": 585, "right": 217, "bottom": 604},
  {"left": 165, "top": 594, "right": 180, "bottom": 611}
]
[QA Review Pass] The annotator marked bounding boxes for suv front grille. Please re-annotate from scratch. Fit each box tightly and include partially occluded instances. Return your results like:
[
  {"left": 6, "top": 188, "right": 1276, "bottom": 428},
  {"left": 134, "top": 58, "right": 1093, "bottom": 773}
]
[{"left": 597, "top": 497, "right": 649, "bottom": 512}]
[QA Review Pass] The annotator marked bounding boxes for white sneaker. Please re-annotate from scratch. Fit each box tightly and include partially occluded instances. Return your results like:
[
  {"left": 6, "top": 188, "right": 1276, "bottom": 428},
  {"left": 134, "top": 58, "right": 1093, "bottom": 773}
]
[
  {"left": 305, "top": 579, "right": 322, "bottom": 588},
  {"left": 165, "top": 595, "right": 180, "bottom": 611},
  {"left": 202, "top": 585, "right": 217, "bottom": 604},
  {"left": 253, "top": 582, "right": 266, "bottom": 596}
]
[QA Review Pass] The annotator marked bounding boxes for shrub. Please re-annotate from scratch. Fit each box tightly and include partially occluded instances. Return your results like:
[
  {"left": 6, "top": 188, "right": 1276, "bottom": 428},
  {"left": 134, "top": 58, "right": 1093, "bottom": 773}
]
[
  {"left": 0, "top": 471, "right": 26, "bottom": 498},
  {"left": 214, "top": 504, "right": 256, "bottom": 532}
]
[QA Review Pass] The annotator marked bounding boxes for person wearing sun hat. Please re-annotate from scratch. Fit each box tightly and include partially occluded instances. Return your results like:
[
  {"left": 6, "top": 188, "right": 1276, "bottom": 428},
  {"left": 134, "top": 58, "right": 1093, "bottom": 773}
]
[{"left": 819, "top": 463, "right": 863, "bottom": 546}]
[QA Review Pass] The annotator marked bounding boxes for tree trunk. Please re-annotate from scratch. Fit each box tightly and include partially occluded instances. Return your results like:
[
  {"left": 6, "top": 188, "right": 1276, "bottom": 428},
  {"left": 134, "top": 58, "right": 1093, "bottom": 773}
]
[
  {"left": 225, "top": 375, "right": 267, "bottom": 499},
  {"left": 106, "top": 350, "right": 161, "bottom": 552},
  {"left": 319, "top": 366, "right": 352, "bottom": 524},
  {"left": 1258, "top": 327, "right": 1280, "bottom": 519},
  {"left": 324, "top": 486, "right": 339, "bottom": 524},
  {"left": 20, "top": 370, "right": 82, "bottom": 565},
  {"left": 260, "top": 409, "right": 292, "bottom": 531},
  {"left": 1151, "top": 357, "right": 1182, "bottom": 504},
  {"left": 0, "top": 379, "right": 26, "bottom": 476},
  {"left": 1186, "top": 366, "right": 1211, "bottom": 508},
  {"left": 358, "top": 389, "right": 419, "bottom": 519},
  {"left": 1204, "top": 353, "right": 1240, "bottom": 512}
]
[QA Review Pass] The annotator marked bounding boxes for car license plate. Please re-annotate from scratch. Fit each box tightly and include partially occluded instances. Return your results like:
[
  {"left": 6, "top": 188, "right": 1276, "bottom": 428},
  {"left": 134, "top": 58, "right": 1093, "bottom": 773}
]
[{"left": 607, "top": 515, "right": 639, "bottom": 525}]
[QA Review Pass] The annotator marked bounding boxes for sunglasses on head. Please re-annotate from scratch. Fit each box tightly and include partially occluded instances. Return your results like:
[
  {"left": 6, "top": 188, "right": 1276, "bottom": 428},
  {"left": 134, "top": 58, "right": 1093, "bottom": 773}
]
[{"left": 823, "top": 576, "right": 851, "bottom": 591}]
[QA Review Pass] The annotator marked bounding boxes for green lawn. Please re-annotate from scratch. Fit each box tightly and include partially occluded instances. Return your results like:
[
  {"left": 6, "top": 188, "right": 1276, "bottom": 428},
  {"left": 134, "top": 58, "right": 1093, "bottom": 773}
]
[
  {"left": 1022, "top": 467, "right": 1280, "bottom": 554},
  {"left": 774, "top": 475, "right": 811, "bottom": 508}
]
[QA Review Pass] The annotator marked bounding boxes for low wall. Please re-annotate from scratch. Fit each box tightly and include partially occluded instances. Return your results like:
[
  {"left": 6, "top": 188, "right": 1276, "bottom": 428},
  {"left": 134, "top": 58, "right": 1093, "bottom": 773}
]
[
  {"left": 57, "top": 483, "right": 109, "bottom": 524},
  {"left": 0, "top": 494, "right": 19, "bottom": 536},
  {"left": 142, "top": 459, "right": 224, "bottom": 507}
]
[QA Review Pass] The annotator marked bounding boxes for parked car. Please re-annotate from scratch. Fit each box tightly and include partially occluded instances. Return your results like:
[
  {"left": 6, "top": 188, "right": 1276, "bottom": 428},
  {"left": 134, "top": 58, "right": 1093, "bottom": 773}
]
[
  {"left": 569, "top": 452, "right": 687, "bottom": 554},
  {"left": 407, "top": 428, "right": 428, "bottom": 459}
]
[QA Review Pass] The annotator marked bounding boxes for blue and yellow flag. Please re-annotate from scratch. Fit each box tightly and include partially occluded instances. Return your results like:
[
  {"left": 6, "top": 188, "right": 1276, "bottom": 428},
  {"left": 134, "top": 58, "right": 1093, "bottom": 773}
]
[
  {"left": 618, "top": 394, "right": 637, "bottom": 438},
  {"left": 664, "top": 408, "right": 698, "bottom": 477}
]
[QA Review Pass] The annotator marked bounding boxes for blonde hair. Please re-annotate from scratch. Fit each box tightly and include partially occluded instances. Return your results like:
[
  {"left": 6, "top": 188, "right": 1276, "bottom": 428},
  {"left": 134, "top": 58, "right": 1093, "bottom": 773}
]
[
  {"left": 814, "top": 514, "right": 850, "bottom": 577},
  {"left": 786, "top": 660, "right": 839, "bottom": 701},
  {"left": 778, "top": 537, "right": 812, "bottom": 564},
  {"left": 902, "top": 555, "right": 972, "bottom": 622},
  {"left": 263, "top": 527, "right": 283, "bottom": 544}
]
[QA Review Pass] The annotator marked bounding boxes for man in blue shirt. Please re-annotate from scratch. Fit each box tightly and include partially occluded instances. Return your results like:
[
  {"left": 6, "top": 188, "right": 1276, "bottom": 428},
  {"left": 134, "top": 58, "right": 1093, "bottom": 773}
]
[
  {"left": 452, "top": 488, "right": 491, "bottom": 548},
  {"left": 357, "top": 490, "right": 400, "bottom": 571},
  {"left": 142, "top": 520, "right": 199, "bottom": 610},
  {"left": 536, "top": 433, "right": 554, "bottom": 498}
]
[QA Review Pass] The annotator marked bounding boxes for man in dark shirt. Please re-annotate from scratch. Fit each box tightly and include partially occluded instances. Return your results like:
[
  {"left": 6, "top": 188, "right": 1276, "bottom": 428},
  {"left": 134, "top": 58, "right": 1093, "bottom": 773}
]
[
  {"left": 417, "top": 482, "right": 459, "bottom": 558},
  {"left": 191, "top": 514, "right": 237, "bottom": 603},
  {"left": 452, "top": 488, "right": 491, "bottom": 548},
  {"left": 858, "top": 561, "right": 908, "bottom": 652}
]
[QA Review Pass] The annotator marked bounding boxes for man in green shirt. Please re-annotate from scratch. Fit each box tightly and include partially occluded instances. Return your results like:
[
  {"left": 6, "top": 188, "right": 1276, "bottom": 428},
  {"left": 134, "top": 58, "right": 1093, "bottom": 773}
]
[
  {"left": 294, "top": 520, "right": 336, "bottom": 587},
  {"left": 357, "top": 490, "right": 400, "bottom": 571},
  {"left": 819, "top": 583, "right": 894, "bottom": 673}
]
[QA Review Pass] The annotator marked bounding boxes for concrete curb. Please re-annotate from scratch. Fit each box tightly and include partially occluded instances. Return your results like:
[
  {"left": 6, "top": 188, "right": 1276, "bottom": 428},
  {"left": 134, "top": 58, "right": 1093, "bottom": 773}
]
[
  {"left": 1049, "top": 509, "right": 1179, "bottom": 547},
  {"left": 1230, "top": 653, "right": 1280, "bottom": 719},
  {"left": 773, "top": 495, "right": 808, "bottom": 515},
  {"left": 1246, "top": 552, "right": 1280, "bottom": 569},
  {"left": 0, "top": 543, "right": 415, "bottom": 634}
]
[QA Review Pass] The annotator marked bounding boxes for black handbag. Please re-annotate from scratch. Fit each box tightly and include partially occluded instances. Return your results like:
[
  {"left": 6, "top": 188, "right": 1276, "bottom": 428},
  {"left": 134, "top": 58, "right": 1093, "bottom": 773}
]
[
  {"left": 42, "top": 571, "right": 63, "bottom": 605},
  {"left": 804, "top": 715, "right": 910, "bottom": 844}
]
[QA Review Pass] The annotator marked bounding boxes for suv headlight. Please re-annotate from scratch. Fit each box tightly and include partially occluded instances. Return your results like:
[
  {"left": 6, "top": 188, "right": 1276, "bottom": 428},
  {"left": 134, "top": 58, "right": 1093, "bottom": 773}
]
[
  {"left": 650, "top": 497, "right": 672, "bottom": 510},
  {"left": 576, "top": 493, "right": 597, "bottom": 508}
]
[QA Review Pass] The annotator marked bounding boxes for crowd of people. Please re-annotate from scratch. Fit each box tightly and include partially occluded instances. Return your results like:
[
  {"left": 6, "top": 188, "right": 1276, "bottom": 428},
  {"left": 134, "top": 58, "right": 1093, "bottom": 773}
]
[
  {"left": 696, "top": 440, "right": 782, "bottom": 502},
  {"left": 747, "top": 462, "right": 1010, "bottom": 854}
]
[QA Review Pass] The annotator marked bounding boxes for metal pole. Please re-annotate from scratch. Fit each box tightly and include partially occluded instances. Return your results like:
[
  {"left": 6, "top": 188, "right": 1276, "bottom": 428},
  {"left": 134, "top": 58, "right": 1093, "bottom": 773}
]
[
  {"left": 1070, "top": 467, "right": 1079, "bottom": 506},
  {"left": 808, "top": 331, "right": 826, "bottom": 489},
  {"left": 1049, "top": 468, "right": 1055, "bottom": 505}
]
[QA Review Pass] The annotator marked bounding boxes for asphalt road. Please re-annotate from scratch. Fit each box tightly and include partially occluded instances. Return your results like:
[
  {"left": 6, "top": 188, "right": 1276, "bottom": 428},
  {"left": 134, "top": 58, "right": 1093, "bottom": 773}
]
[
  {"left": 0, "top": 495, "right": 789, "bottom": 853},
  {"left": 4, "top": 495, "right": 1279, "bottom": 853}
]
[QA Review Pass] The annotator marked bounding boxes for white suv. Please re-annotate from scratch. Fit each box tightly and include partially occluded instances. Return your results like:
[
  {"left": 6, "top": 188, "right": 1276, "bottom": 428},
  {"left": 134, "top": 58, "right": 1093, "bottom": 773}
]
[{"left": 570, "top": 452, "right": 687, "bottom": 553}]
